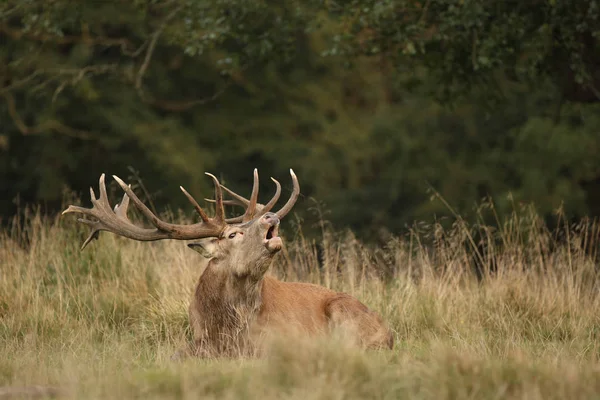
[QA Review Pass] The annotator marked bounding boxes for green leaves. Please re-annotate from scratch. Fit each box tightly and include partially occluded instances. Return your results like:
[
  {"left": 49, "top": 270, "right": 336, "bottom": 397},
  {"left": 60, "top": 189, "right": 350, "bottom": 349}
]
[
  {"left": 1, "top": 0, "right": 599, "bottom": 236},
  {"left": 319, "top": 0, "right": 600, "bottom": 104}
]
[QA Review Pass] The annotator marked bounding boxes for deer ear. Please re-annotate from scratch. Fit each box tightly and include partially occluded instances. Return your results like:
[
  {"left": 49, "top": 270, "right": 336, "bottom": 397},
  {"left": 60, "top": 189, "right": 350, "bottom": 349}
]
[{"left": 188, "top": 239, "right": 218, "bottom": 258}]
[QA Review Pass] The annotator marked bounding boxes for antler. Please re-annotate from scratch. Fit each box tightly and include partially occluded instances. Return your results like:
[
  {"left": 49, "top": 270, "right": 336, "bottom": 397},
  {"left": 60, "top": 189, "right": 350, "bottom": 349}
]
[
  {"left": 63, "top": 173, "right": 228, "bottom": 250},
  {"left": 274, "top": 169, "right": 300, "bottom": 219},
  {"left": 208, "top": 169, "right": 299, "bottom": 223}
]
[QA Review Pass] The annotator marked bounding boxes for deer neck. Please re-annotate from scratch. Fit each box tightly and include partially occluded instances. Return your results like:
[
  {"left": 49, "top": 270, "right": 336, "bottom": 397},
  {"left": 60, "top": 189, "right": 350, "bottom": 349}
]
[{"left": 201, "top": 259, "right": 266, "bottom": 311}]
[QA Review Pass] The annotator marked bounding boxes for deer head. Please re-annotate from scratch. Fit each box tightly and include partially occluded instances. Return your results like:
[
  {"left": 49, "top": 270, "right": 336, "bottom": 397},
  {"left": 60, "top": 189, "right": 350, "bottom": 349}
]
[
  {"left": 63, "top": 169, "right": 299, "bottom": 278},
  {"left": 187, "top": 169, "right": 299, "bottom": 277}
]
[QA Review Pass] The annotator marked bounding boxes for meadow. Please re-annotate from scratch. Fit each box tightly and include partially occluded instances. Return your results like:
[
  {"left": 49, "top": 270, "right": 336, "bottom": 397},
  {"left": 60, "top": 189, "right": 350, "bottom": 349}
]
[{"left": 1, "top": 203, "right": 599, "bottom": 399}]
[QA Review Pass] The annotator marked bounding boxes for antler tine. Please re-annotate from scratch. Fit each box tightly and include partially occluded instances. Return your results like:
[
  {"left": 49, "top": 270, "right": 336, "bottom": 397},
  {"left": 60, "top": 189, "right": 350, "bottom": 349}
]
[
  {"left": 256, "top": 177, "right": 281, "bottom": 217},
  {"left": 113, "top": 175, "right": 168, "bottom": 229},
  {"left": 203, "top": 183, "right": 254, "bottom": 209},
  {"left": 204, "top": 198, "right": 243, "bottom": 207},
  {"left": 61, "top": 173, "right": 113, "bottom": 250},
  {"left": 98, "top": 173, "right": 109, "bottom": 204},
  {"left": 78, "top": 219, "right": 101, "bottom": 250},
  {"left": 275, "top": 169, "right": 300, "bottom": 219},
  {"left": 203, "top": 173, "right": 258, "bottom": 210},
  {"left": 180, "top": 186, "right": 210, "bottom": 223},
  {"left": 205, "top": 173, "right": 225, "bottom": 223},
  {"left": 242, "top": 168, "right": 260, "bottom": 222},
  {"left": 221, "top": 186, "right": 250, "bottom": 207},
  {"left": 113, "top": 188, "right": 131, "bottom": 220}
]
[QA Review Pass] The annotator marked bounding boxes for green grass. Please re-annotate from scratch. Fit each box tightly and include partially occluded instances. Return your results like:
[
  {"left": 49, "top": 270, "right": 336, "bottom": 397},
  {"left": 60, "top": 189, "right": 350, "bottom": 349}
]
[{"left": 1, "top": 207, "right": 599, "bottom": 399}]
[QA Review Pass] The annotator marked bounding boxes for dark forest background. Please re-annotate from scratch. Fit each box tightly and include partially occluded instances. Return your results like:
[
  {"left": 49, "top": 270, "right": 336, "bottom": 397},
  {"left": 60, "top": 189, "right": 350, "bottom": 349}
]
[{"left": 1, "top": 0, "right": 599, "bottom": 238}]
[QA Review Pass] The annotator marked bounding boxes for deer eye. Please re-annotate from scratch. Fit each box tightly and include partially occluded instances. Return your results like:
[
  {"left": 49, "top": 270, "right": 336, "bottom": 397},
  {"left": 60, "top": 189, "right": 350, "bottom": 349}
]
[{"left": 228, "top": 232, "right": 237, "bottom": 239}]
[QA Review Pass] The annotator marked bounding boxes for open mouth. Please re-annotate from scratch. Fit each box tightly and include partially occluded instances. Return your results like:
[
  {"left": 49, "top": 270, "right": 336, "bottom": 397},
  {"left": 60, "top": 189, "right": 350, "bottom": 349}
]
[
  {"left": 265, "top": 225, "right": 278, "bottom": 240},
  {"left": 263, "top": 224, "right": 282, "bottom": 252}
]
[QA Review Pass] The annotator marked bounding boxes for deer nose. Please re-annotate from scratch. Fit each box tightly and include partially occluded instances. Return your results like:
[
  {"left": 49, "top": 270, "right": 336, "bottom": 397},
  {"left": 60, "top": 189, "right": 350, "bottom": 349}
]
[{"left": 263, "top": 213, "right": 280, "bottom": 225}]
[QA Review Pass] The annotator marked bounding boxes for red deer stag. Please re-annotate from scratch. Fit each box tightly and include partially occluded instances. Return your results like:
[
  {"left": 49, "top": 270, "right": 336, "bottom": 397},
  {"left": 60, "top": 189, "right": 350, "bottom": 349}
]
[{"left": 63, "top": 170, "right": 393, "bottom": 357}]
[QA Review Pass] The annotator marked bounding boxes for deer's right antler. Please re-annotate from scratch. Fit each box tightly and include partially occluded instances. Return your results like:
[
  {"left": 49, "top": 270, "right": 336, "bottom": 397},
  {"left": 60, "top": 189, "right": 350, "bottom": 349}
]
[
  {"left": 208, "top": 169, "right": 299, "bottom": 223},
  {"left": 63, "top": 173, "right": 228, "bottom": 250}
]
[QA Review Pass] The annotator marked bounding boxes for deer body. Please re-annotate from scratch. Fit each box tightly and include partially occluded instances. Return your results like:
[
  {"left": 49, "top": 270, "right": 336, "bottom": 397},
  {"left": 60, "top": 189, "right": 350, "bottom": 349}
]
[
  {"left": 188, "top": 263, "right": 393, "bottom": 357},
  {"left": 259, "top": 277, "right": 393, "bottom": 348},
  {"left": 64, "top": 169, "right": 393, "bottom": 358}
]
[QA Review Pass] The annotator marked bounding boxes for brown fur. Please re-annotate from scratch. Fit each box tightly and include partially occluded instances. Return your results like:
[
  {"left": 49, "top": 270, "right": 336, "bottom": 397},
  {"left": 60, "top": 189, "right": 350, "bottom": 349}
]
[{"left": 259, "top": 277, "right": 393, "bottom": 350}]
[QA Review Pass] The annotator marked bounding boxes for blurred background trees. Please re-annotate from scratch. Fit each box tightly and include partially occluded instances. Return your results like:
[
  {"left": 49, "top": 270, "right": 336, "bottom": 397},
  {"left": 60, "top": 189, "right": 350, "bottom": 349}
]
[{"left": 1, "top": 0, "right": 599, "bottom": 237}]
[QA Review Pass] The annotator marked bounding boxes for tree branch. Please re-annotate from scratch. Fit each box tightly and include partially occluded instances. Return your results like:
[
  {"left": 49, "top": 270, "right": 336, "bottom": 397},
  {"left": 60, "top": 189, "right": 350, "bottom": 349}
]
[
  {"left": 0, "top": 24, "right": 134, "bottom": 52},
  {"left": 3, "top": 92, "right": 93, "bottom": 140},
  {"left": 1, "top": 64, "right": 120, "bottom": 96},
  {"left": 50, "top": 64, "right": 120, "bottom": 102},
  {"left": 139, "top": 81, "right": 233, "bottom": 112},
  {"left": 131, "top": 4, "right": 235, "bottom": 112},
  {"left": 136, "top": 5, "right": 183, "bottom": 94},
  {"left": 0, "top": 70, "right": 45, "bottom": 94},
  {"left": 136, "top": 64, "right": 250, "bottom": 112},
  {"left": 418, "top": 0, "right": 432, "bottom": 24}
]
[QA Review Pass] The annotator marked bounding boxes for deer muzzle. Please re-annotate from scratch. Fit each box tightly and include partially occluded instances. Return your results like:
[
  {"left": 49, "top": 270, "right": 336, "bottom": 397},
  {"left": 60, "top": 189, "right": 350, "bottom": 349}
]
[{"left": 262, "top": 213, "right": 282, "bottom": 252}]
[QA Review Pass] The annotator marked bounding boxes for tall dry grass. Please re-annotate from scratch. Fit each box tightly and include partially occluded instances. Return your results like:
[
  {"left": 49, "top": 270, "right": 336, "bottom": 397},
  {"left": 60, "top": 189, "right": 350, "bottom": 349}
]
[{"left": 0, "top": 203, "right": 599, "bottom": 399}]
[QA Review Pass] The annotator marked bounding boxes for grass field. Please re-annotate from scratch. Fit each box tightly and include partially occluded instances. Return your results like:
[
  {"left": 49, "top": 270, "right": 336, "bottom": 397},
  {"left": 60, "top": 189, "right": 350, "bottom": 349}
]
[{"left": 1, "top": 205, "right": 599, "bottom": 399}]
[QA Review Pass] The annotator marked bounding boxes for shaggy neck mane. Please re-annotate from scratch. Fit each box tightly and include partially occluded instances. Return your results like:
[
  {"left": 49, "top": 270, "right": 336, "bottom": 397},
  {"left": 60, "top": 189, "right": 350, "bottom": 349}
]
[{"left": 202, "top": 258, "right": 266, "bottom": 310}]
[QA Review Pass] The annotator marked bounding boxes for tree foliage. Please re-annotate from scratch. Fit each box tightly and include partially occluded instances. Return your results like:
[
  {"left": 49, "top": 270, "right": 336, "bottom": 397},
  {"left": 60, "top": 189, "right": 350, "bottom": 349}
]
[
  {"left": 1, "top": 0, "right": 599, "bottom": 236},
  {"left": 320, "top": 0, "right": 600, "bottom": 103}
]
